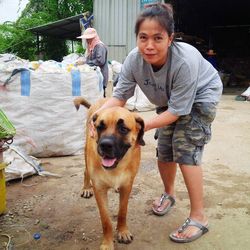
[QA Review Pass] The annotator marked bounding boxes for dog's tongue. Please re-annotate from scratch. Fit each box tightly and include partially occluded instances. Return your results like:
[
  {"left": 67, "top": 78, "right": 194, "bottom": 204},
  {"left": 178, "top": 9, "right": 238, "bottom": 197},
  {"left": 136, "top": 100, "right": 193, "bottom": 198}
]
[{"left": 102, "top": 157, "right": 116, "bottom": 167}]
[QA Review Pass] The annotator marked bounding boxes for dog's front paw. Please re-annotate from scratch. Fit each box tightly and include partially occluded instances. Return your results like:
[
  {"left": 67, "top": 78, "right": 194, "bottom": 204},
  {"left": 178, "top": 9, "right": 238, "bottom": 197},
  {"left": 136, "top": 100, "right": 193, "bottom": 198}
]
[
  {"left": 81, "top": 188, "right": 93, "bottom": 198},
  {"left": 117, "top": 229, "right": 133, "bottom": 244},
  {"left": 100, "top": 241, "right": 114, "bottom": 250}
]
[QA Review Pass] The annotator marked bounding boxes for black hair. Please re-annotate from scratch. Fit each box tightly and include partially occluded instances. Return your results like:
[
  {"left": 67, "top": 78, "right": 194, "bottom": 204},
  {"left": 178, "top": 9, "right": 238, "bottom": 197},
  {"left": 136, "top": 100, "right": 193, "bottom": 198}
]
[{"left": 135, "top": 3, "right": 175, "bottom": 37}]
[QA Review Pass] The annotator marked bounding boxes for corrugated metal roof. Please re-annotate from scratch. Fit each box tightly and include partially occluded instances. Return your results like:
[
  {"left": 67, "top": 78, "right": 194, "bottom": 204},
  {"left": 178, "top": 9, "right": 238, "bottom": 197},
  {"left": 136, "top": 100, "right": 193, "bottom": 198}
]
[{"left": 28, "top": 14, "right": 85, "bottom": 40}]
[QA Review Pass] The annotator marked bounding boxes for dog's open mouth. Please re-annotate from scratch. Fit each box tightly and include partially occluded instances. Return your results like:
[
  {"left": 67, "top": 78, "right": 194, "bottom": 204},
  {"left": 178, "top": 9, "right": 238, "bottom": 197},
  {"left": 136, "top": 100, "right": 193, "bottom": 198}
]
[{"left": 101, "top": 156, "right": 117, "bottom": 169}]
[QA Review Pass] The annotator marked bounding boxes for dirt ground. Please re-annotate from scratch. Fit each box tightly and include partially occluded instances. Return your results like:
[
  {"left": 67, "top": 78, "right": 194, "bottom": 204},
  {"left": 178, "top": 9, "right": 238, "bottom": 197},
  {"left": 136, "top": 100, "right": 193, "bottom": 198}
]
[{"left": 1, "top": 89, "right": 250, "bottom": 250}]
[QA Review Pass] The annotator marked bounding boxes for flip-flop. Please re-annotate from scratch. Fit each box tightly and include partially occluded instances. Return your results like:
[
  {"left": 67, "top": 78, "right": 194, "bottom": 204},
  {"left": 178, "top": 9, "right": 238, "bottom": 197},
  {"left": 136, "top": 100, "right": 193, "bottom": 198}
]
[
  {"left": 169, "top": 217, "right": 209, "bottom": 243},
  {"left": 235, "top": 95, "right": 246, "bottom": 101},
  {"left": 152, "top": 193, "right": 175, "bottom": 216}
]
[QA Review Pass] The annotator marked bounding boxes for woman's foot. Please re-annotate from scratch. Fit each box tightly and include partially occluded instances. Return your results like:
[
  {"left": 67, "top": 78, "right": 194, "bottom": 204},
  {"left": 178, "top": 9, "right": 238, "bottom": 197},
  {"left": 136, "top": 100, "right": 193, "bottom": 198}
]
[
  {"left": 152, "top": 193, "right": 175, "bottom": 216},
  {"left": 169, "top": 217, "right": 209, "bottom": 243}
]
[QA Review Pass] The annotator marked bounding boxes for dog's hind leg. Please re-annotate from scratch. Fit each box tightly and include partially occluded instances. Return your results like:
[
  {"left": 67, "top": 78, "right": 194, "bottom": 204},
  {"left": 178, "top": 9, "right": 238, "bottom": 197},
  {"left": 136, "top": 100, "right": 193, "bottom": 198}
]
[
  {"left": 94, "top": 187, "right": 114, "bottom": 250},
  {"left": 117, "top": 184, "right": 134, "bottom": 244}
]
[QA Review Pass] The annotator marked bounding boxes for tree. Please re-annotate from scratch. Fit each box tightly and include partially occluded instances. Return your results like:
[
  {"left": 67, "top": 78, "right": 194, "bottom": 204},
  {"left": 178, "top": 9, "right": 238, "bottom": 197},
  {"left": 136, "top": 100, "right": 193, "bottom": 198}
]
[{"left": 0, "top": 0, "right": 93, "bottom": 60}]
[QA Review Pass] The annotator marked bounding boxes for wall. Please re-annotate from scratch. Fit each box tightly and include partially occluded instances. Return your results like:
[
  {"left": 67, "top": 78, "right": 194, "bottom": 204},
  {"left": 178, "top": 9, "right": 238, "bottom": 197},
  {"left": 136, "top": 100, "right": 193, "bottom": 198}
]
[{"left": 93, "top": 0, "right": 141, "bottom": 63}]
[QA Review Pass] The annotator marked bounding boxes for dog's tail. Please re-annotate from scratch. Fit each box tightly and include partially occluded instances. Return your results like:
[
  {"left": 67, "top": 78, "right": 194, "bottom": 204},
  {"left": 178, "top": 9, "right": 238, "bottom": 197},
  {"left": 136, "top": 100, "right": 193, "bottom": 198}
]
[{"left": 74, "top": 97, "right": 91, "bottom": 110}]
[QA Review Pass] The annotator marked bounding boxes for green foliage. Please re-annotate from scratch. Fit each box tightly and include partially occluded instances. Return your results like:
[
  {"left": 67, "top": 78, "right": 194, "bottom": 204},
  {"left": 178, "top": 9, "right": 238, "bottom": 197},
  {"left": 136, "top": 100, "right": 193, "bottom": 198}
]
[
  {"left": 75, "top": 42, "right": 86, "bottom": 54},
  {"left": 0, "top": 22, "right": 37, "bottom": 60},
  {"left": 0, "top": 0, "right": 93, "bottom": 61},
  {"left": 43, "top": 37, "right": 68, "bottom": 61}
]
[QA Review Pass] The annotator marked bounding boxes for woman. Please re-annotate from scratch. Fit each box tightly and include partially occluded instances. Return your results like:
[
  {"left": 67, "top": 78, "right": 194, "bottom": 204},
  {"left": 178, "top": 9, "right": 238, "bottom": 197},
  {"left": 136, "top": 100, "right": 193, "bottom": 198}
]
[
  {"left": 91, "top": 3, "right": 222, "bottom": 243},
  {"left": 78, "top": 28, "right": 109, "bottom": 97}
]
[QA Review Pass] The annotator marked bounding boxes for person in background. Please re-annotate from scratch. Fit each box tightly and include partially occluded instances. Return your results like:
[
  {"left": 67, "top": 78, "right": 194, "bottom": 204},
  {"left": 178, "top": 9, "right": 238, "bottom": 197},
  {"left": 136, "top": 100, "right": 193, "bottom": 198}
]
[
  {"left": 77, "top": 28, "right": 109, "bottom": 97},
  {"left": 205, "top": 49, "right": 218, "bottom": 69},
  {"left": 90, "top": 3, "right": 222, "bottom": 243}
]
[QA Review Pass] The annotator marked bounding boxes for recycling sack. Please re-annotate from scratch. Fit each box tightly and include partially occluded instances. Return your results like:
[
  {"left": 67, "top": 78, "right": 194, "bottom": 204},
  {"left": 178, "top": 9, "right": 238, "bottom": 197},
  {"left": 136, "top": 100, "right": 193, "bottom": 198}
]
[{"left": 0, "top": 58, "right": 103, "bottom": 157}]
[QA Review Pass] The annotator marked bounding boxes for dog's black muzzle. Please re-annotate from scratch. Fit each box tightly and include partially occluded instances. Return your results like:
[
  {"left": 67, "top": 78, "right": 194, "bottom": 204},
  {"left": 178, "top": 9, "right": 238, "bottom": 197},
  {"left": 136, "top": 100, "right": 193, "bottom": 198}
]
[
  {"left": 97, "top": 135, "right": 131, "bottom": 165},
  {"left": 98, "top": 136, "right": 116, "bottom": 158}
]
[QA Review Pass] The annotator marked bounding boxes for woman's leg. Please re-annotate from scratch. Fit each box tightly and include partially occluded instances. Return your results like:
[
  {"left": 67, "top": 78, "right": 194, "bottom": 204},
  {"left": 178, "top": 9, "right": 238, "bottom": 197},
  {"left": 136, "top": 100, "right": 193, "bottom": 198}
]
[
  {"left": 152, "top": 161, "right": 177, "bottom": 212},
  {"left": 173, "top": 164, "right": 208, "bottom": 238},
  {"left": 169, "top": 103, "right": 216, "bottom": 240}
]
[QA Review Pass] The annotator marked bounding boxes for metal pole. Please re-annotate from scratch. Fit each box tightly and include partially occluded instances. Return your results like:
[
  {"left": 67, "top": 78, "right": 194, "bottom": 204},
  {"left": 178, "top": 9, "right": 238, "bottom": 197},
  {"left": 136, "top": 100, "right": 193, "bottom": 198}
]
[{"left": 36, "top": 33, "right": 40, "bottom": 55}]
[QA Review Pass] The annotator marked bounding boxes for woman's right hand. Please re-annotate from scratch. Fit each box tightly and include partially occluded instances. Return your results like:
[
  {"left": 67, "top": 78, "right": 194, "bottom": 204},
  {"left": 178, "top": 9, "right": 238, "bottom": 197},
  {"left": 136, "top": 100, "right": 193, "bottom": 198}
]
[{"left": 88, "top": 119, "right": 95, "bottom": 138}]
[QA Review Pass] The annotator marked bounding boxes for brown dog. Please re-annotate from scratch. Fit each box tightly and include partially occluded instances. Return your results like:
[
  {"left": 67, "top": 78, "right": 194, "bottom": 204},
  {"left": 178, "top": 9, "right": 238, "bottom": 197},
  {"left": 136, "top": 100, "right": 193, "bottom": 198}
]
[{"left": 74, "top": 97, "right": 145, "bottom": 250}]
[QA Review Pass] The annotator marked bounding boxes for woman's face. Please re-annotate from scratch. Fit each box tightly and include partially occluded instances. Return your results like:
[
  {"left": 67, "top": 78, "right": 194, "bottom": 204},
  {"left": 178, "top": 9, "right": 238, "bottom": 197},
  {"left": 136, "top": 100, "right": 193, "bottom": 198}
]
[
  {"left": 86, "top": 38, "right": 93, "bottom": 45},
  {"left": 137, "top": 18, "right": 173, "bottom": 67}
]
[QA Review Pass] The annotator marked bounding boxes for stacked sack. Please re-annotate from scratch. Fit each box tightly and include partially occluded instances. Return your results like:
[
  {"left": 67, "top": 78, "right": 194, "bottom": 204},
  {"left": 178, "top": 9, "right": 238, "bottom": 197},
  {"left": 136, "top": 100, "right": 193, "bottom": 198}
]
[{"left": 0, "top": 53, "right": 103, "bottom": 157}]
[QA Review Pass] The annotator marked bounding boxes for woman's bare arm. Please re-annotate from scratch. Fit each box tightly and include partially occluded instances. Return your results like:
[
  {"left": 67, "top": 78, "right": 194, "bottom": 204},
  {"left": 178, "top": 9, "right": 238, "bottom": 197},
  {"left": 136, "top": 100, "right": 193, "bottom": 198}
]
[{"left": 144, "top": 110, "right": 179, "bottom": 132}]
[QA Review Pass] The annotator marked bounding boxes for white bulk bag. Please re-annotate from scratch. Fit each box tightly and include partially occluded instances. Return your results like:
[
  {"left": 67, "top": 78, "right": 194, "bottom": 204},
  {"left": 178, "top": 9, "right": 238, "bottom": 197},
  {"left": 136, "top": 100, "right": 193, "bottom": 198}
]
[
  {"left": 0, "top": 63, "right": 103, "bottom": 157},
  {"left": 125, "top": 85, "right": 156, "bottom": 112}
]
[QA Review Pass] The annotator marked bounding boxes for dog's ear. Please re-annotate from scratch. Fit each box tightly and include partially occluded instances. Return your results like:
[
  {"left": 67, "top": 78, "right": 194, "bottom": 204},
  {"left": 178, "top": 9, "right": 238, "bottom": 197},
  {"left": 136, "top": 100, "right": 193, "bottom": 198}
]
[{"left": 134, "top": 114, "right": 145, "bottom": 146}]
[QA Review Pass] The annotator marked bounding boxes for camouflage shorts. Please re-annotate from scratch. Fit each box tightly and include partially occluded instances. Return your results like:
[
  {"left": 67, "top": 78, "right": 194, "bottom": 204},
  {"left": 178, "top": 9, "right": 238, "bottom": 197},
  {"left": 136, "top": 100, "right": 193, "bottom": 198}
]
[{"left": 157, "top": 102, "right": 218, "bottom": 166}]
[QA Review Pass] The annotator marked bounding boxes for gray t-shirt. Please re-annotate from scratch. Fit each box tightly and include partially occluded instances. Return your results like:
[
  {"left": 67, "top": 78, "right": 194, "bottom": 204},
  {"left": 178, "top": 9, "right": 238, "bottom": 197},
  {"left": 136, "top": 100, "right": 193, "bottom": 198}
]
[
  {"left": 113, "top": 42, "right": 223, "bottom": 116},
  {"left": 86, "top": 43, "right": 109, "bottom": 87}
]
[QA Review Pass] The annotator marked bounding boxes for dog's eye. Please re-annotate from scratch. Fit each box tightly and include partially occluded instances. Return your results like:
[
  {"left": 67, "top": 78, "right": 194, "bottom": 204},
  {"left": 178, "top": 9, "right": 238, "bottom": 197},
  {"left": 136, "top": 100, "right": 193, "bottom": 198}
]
[
  {"left": 96, "top": 120, "right": 106, "bottom": 132},
  {"left": 117, "top": 119, "right": 130, "bottom": 135},
  {"left": 118, "top": 126, "right": 130, "bottom": 135}
]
